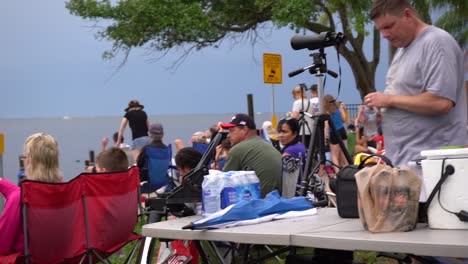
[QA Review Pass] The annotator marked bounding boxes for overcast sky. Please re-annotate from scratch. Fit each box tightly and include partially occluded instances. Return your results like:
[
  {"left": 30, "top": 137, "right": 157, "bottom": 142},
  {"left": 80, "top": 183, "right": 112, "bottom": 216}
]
[{"left": 0, "top": 0, "right": 390, "bottom": 119}]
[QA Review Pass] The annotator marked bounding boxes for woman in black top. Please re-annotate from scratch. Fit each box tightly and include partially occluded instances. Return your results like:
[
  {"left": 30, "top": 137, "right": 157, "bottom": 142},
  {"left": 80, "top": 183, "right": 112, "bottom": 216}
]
[{"left": 116, "top": 100, "right": 150, "bottom": 161}]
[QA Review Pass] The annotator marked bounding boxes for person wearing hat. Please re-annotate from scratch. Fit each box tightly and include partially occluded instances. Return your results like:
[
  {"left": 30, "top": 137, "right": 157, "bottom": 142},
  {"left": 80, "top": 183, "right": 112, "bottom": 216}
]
[
  {"left": 136, "top": 123, "right": 169, "bottom": 183},
  {"left": 220, "top": 113, "right": 282, "bottom": 197},
  {"left": 116, "top": 99, "right": 150, "bottom": 161}
]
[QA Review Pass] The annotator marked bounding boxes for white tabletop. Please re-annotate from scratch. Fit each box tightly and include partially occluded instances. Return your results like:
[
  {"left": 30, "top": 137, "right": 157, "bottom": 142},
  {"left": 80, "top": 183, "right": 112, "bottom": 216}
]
[
  {"left": 293, "top": 219, "right": 468, "bottom": 258},
  {"left": 142, "top": 208, "right": 346, "bottom": 245},
  {"left": 142, "top": 208, "right": 468, "bottom": 257}
]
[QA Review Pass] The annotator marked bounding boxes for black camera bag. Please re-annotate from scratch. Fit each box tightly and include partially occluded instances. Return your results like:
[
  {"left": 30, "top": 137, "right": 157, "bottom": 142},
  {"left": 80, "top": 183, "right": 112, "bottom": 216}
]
[{"left": 336, "top": 154, "right": 392, "bottom": 218}]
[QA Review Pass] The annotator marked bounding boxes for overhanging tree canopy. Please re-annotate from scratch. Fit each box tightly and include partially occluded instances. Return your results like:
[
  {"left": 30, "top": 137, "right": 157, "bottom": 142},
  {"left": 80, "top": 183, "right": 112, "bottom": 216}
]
[{"left": 66, "top": 0, "right": 466, "bottom": 99}]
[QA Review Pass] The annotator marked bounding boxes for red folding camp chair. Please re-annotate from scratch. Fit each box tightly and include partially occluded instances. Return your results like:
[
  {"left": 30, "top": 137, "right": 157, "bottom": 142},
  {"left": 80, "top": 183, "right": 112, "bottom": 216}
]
[{"left": 20, "top": 166, "right": 142, "bottom": 264}]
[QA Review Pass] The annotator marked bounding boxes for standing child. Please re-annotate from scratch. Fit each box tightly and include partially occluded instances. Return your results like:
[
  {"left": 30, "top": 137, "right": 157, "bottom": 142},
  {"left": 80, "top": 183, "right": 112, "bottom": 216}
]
[{"left": 321, "top": 94, "right": 349, "bottom": 171}]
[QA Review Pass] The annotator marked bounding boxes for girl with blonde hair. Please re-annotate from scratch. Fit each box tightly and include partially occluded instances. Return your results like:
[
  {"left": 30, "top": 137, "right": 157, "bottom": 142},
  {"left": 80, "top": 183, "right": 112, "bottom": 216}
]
[
  {"left": 289, "top": 85, "right": 314, "bottom": 147},
  {"left": 0, "top": 133, "right": 63, "bottom": 256},
  {"left": 23, "top": 133, "right": 63, "bottom": 182},
  {"left": 321, "top": 95, "right": 349, "bottom": 172}
]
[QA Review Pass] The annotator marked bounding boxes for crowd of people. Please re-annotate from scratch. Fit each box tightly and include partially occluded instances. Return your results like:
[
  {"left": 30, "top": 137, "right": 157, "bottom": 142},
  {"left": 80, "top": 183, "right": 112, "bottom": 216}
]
[{"left": 1, "top": 0, "right": 467, "bottom": 260}]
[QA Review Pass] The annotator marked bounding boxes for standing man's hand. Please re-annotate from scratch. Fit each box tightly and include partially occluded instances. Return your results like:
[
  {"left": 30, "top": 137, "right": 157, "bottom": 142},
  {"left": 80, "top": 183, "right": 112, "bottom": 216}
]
[
  {"left": 365, "top": 91, "right": 453, "bottom": 115},
  {"left": 364, "top": 92, "right": 391, "bottom": 109}
]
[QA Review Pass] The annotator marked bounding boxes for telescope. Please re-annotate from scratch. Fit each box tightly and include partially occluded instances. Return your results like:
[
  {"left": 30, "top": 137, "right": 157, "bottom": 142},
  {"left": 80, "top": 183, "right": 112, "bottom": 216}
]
[{"left": 291, "top": 32, "right": 345, "bottom": 51}]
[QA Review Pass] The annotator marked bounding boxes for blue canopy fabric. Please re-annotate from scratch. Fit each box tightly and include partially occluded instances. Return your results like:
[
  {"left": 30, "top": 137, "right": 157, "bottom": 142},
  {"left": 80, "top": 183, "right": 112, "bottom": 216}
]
[{"left": 184, "top": 190, "right": 314, "bottom": 230}]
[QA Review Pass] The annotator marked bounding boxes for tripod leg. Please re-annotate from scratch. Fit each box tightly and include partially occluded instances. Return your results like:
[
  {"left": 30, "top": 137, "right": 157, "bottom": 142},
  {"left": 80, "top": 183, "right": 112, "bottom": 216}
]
[
  {"left": 302, "top": 114, "right": 352, "bottom": 200},
  {"left": 303, "top": 116, "right": 319, "bottom": 183},
  {"left": 304, "top": 115, "right": 328, "bottom": 177},
  {"left": 298, "top": 116, "right": 311, "bottom": 148},
  {"left": 301, "top": 115, "right": 328, "bottom": 197}
]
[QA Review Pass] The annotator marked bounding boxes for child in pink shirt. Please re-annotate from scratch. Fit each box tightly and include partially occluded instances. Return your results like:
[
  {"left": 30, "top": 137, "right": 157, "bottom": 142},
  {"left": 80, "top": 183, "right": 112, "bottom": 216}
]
[{"left": 0, "top": 179, "right": 23, "bottom": 255}]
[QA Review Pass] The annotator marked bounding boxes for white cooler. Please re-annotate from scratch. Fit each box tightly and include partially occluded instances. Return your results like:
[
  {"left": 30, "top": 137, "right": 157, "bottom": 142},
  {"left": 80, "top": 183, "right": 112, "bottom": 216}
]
[{"left": 421, "top": 148, "right": 468, "bottom": 229}]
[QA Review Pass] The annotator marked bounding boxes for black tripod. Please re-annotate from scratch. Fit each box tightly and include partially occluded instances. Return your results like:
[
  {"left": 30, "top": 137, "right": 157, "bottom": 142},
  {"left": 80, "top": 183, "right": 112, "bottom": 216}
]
[
  {"left": 289, "top": 50, "right": 352, "bottom": 204},
  {"left": 297, "top": 83, "right": 313, "bottom": 147}
]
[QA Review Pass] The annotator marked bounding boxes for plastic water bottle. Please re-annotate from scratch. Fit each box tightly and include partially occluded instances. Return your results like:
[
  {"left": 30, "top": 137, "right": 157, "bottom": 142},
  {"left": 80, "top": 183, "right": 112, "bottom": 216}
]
[
  {"left": 220, "top": 173, "right": 237, "bottom": 208},
  {"left": 201, "top": 173, "right": 224, "bottom": 216},
  {"left": 245, "top": 171, "right": 261, "bottom": 199},
  {"left": 229, "top": 171, "right": 242, "bottom": 188}
]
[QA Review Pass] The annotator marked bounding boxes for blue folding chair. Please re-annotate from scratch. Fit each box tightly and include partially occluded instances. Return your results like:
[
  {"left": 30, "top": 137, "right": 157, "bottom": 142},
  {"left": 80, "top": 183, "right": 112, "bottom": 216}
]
[
  {"left": 141, "top": 144, "right": 176, "bottom": 194},
  {"left": 192, "top": 141, "right": 209, "bottom": 154}
]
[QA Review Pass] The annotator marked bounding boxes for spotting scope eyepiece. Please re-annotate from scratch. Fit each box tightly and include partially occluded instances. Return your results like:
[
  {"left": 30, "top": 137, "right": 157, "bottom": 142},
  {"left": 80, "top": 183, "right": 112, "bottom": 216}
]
[{"left": 291, "top": 32, "right": 345, "bottom": 51}]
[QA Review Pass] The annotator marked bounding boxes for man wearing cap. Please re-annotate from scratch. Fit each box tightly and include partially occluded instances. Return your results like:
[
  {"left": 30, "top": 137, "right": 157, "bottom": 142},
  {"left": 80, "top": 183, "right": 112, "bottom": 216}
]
[
  {"left": 221, "top": 114, "right": 282, "bottom": 197},
  {"left": 137, "top": 123, "right": 168, "bottom": 183}
]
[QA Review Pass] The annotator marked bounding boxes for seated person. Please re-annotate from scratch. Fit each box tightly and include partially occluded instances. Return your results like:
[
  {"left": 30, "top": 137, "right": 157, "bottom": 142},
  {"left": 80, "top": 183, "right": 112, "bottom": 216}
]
[
  {"left": 356, "top": 105, "right": 381, "bottom": 149},
  {"left": 210, "top": 139, "right": 231, "bottom": 171},
  {"left": 353, "top": 120, "right": 383, "bottom": 165},
  {"left": 175, "top": 131, "right": 209, "bottom": 153},
  {"left": 346, "top": 123, "right": 357, "bottom": 158},
  {"left": 220, "top": 113, "right": 282, "bottom": 197},
  {"left": 101, "top": 132, "right": 131, "bottom": 152},
  {"left": 174, "top": 147, "right": 202, "bottom": 184},
  {"left": 0, "top": 133, "right": 63, "bottom": 256},
  {"left": 137, "top": 123, "right": 169, "bottom": 182},
  {"left": 262, "top": 121, "right": 280, "bottom": 150},
  {"left": 101, "top": 132, "right": 134, "bottom": 165},
  {"left": 170, "top": 147, "right": 202, "bottom": 263},
  {"left": 373, "top": 126, "right": 385, "bottom": 154},
  {"left": 95, "top": 147, "right": 129, "bottom": 173},
  {"left": 277, "top": 117, "right": 306, "bottom": 165},
  {"left": 354, "top": 122, "right": 371, "bottom": 156}
]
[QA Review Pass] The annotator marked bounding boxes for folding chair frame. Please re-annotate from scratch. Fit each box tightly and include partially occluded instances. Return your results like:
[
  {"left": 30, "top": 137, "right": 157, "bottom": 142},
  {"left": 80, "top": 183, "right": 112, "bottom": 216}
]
[{"left": 22, "top": 167, "right": 143, "bottom": 264}]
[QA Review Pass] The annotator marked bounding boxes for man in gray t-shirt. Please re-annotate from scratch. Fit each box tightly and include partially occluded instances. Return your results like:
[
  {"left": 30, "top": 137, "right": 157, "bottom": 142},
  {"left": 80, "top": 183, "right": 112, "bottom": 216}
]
[{"left": 366, "top": 0, "right": 468, "bottom": 171}]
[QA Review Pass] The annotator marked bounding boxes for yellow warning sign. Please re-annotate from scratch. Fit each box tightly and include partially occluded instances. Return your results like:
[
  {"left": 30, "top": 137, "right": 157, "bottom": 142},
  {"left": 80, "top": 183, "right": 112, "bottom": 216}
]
[{"left": 263, "top": 53, "right": 282, "bottom": 84}]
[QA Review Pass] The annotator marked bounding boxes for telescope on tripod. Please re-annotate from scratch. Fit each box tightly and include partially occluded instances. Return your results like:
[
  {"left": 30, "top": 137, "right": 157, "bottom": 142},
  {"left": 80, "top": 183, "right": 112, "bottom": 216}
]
[
  {"left": 288, "top": 31, "right": 352, "bottom": 205},
  {"left": 291, "top": 31, "right": 345, "bottom": 51}
]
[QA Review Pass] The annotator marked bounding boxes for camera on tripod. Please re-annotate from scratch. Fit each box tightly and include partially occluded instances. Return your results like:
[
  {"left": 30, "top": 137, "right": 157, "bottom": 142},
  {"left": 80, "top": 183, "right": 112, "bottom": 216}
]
[
  {"left": 288, "top": 31, "right": 353, "bottom": 208},
  {"left": 291, "top": 31, "right": 345, "bottom": 51},
  {"left": 288, "top": 32, "right": 344, "bottom": 78}
]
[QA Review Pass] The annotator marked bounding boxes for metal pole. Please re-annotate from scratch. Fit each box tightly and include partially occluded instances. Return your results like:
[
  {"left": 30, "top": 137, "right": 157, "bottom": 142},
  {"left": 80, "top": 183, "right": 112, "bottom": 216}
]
[
  {"left": 247, "top": 94, "right": 254, "bottom": 120},
  {"left": 316, "top": 70, "right": 324, "bottom": 113},
  {"left": 271, "top": 84, "right": 278, "bottom": 129}
]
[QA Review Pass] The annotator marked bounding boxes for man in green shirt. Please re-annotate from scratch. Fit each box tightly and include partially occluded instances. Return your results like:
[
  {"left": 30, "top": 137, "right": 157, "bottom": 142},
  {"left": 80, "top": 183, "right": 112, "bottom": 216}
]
[{"left": 221, "top": 114, "right": 282, "bottom": 197}]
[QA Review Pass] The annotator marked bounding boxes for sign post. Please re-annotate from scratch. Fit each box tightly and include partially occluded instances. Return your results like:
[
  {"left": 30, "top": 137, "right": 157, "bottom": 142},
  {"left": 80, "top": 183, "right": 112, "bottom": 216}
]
[{"left": 263, "top": 53, "right": 282, "bottom": 129}]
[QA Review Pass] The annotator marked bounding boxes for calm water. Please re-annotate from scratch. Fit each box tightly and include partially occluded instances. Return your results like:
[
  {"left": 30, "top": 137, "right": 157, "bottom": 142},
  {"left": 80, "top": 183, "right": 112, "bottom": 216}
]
[{"left": 0, "top": 113, "right": 279, "bottom": 182}]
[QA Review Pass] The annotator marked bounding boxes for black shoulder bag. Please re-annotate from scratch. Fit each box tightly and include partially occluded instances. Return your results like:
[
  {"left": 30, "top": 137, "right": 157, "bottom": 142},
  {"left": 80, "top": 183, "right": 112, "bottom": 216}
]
[{"left": 335, "top": 154, "right": 393, "bottom": 218}]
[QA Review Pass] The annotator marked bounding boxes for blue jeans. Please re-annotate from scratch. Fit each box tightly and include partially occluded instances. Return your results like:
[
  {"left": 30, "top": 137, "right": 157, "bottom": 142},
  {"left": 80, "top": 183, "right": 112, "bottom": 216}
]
[{"left": 131, "top": 136, "right": 150, "bottom": 150}]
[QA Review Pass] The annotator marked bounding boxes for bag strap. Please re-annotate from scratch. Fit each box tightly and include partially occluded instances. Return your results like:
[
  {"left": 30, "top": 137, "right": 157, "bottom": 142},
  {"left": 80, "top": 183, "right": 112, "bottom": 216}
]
[
  {"left": 303, "top": 99, "right": 311, "bottom": 112},
  {"left": 357, "top": 153, "right": 393, "bottom": 169}
]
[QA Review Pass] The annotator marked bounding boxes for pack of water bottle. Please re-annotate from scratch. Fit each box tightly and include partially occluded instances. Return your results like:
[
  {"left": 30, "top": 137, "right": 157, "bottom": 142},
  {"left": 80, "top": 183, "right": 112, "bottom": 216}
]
[{"left": 201, "top": 170, "right": 261, "bottom": 216}]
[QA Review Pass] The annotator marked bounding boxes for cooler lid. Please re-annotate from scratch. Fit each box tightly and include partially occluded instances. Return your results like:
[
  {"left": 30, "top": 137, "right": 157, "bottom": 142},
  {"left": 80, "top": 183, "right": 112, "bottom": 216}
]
[{"left": 421, "top": 147, "right": 468, "bottom": 159}]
